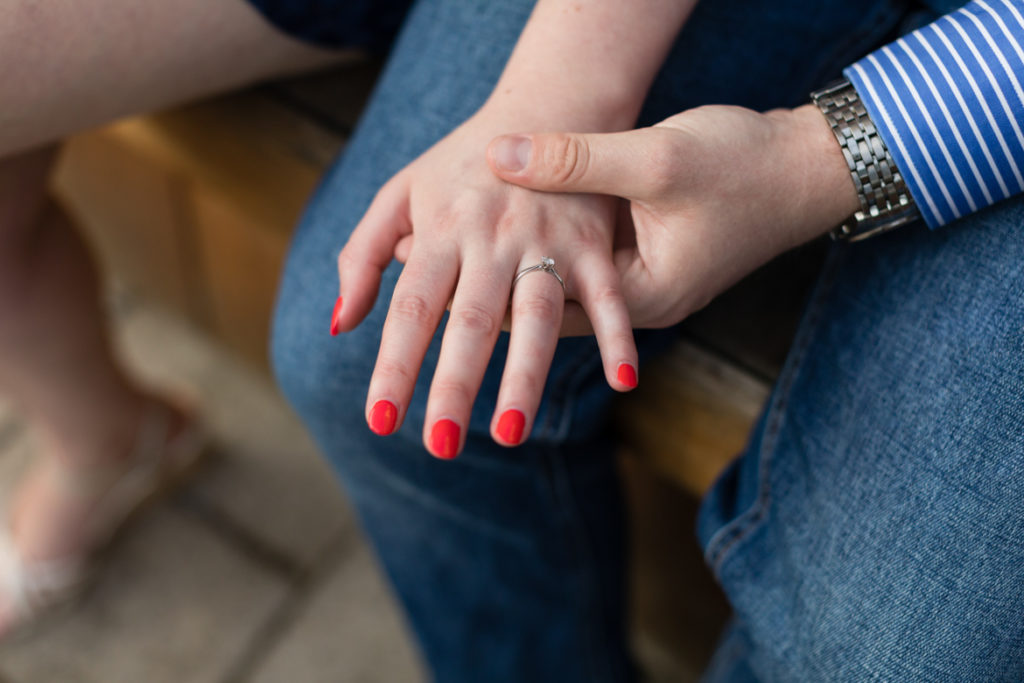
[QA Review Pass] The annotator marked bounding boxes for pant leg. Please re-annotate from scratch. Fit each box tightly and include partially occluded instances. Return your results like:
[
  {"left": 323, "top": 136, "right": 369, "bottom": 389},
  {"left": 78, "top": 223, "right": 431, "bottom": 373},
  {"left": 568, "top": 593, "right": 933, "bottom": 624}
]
[
  {"left": 270, "top": 0, "right": 921, "bottom": 680},
  {"left": 243, "top": 0, "right": 413, "bottom": 52},
  {"left": 271, "top": 3, "right": 636, "bottom": 680},
  {"left": 699, "top": 197, "right": 1024, "bottom": 682}
]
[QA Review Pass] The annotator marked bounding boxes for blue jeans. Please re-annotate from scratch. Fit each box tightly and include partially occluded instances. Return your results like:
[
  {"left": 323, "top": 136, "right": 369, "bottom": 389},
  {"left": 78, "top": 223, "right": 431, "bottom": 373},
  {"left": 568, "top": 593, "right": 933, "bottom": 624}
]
[{"left": 270, "top": 0, "right": 1024, "bottom": 680}]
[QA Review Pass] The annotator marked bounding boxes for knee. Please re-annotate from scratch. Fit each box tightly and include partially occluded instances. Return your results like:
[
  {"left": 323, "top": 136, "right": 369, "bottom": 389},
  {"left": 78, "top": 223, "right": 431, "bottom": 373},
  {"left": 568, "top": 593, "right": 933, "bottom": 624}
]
[{"left": 271, "top": 270, "right": 375, "bottom": 436}]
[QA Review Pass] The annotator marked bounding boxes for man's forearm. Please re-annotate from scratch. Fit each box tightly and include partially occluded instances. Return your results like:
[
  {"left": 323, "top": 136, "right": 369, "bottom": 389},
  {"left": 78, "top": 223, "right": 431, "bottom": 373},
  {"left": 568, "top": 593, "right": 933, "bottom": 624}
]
[{"left": 483, "top": 0, "right": 697, "bottom": 131}]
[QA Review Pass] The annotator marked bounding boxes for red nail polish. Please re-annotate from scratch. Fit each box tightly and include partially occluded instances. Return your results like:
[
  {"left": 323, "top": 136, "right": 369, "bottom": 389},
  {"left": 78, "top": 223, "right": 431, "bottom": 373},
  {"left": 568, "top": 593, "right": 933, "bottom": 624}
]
[
  {"left": 496, "top": 410, "right": 526, "bottom": 446},
  {"left": 429, "top": 419, "right": 461, "bottom": 460},
  {"left": 369, "top": 400, "right": 398, "bottom": 436},
  {"left": 617, "top": 363, "right": 638, "bottom": 389},
  {"left": 330, "top": 296, "right": 343, "bottom": 336}
]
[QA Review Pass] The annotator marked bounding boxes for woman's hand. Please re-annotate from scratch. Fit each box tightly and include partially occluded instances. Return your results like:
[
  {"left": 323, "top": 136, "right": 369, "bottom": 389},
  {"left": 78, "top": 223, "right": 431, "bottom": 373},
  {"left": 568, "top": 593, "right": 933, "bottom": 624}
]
[
  {"left": 332, "top": 108, "right": 638, "bottom": 459},
  {"left": 487, "top": 104, "right": 862, "bottom": 334}
]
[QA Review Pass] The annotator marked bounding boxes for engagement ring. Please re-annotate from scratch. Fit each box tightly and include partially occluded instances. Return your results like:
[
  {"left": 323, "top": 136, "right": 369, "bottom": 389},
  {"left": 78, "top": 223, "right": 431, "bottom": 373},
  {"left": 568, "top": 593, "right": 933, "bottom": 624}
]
[{"left": 513, "top": 257, "right": 565, "bottom": 293}]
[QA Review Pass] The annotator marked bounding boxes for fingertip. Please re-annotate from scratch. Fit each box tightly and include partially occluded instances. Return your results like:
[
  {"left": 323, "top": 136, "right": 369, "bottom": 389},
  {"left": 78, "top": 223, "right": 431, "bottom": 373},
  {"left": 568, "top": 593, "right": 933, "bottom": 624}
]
[
  {"left": 428, "top": 419, "right": 461, "bottom": 460},
  {"left": 368, "top": 399, "right": 399, "bottom": 436},
  {"left": 616, "top": 362, "right": 638, "bottom": 391},
  {"left": 330, "top": 296, "right": 344, "bottom": 337},
  {"left": 488, "top": 135, "right": 532, "bottom": 177},
  {"left": 334, "top": 270, "right": 384, "bottom": 334},
  {"left": 494, "top": 409, "right": 527, "bottom": 447},
  {"left": 394, "top": 235, "right": 413, "bottom": 263}
]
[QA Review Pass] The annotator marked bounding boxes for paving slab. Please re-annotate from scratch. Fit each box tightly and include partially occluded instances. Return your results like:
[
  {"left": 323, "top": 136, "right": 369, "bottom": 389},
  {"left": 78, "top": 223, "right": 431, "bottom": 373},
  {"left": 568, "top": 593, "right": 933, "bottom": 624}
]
[
  {"left": 0, "top": 487, "right": 289, "bottom": 683},
  {"left": 251, "top": 541, "right": 425, "bottom": 683},
  {"left": 113, "top": 302, "right": 350, "bottom": 569}
]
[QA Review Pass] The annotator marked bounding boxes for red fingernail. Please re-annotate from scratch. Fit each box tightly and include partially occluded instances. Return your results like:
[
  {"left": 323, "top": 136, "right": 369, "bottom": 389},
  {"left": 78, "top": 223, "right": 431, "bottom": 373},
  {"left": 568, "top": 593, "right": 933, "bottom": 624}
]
[
  {"left": 429, "top": 419, "right": 461, "bottom": 460},
  {"left": 369, "top": 400, "right": 398, "bottom": 436},
  {"left": 496, "top": 410, "right": 526, "bottom": 446},
  {"left": 617, "top": 363, "right": 638, "bottom": 389},
  {"left": 330, "top": 296, "right": 344, "bottom": 336}
]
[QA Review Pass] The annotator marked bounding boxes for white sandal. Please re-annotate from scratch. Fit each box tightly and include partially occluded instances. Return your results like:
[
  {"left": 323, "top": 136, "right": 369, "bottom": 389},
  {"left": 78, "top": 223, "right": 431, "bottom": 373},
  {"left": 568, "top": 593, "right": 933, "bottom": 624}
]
[{"left": 0, "top": 403, "right": 209, "bottom": 641}]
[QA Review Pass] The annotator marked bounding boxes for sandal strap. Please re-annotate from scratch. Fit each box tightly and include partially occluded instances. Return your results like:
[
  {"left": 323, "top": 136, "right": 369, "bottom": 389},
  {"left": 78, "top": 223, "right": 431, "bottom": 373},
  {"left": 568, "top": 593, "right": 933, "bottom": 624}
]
[
  {"left": 0, "top": 402, "right": 207, "bottom": 631},
  {"left": 0, "top": 526, "right": 86, "bottom": 621}
]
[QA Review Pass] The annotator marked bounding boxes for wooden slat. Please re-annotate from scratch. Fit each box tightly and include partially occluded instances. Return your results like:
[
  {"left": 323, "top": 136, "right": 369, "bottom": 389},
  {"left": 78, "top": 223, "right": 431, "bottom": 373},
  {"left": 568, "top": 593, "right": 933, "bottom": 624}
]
[
  {"left": 190, "top": 186, "right": 294, "bottom": 369},
  {"left": 110, "top": 94, "right": 341, "bottom": 232},
  {"left": 616, "top": 339, "right": 770, "bottom": 496},
  {"left": 53, "top": 133, "right": 197, "bottom": 317}
]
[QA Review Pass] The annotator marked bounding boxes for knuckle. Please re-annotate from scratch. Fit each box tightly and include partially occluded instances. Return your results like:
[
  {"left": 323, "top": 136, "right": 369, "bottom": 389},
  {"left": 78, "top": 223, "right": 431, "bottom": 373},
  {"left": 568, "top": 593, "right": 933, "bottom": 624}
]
[
  {"left": 337, "top": 248, "right": 360, "bottom": 271},
  {"left": 493, "top": 210, "right": 523, "bottom": 238},
  {"left": 430, "top": 379, "right": 473, "bottom": 405},
  {"left": 542, "top": 135, "right": 589, "bottom": 186},
  {"left": 590, "top": 284, "right": 625, "bottom": 308},
  {"left": 449, "top": 303, "right": 500, "bottom": 337},
  {"left": 513, "top": 296, "right": 561, "bottom": 325},
  {"left": 505, "top": 369, "right": 542, "bottom": 397},
  {"left": 389, "top": 293, "right": 435, "bottom": 327},
  {"left": 374, "top": 357, "right": 415, "bottom": 384},
  {"left": 432, "top": 206, "right": 461, "bottom": 232},
  {"left": 612, "top": 330, "right": 637, "bottom": 349}
]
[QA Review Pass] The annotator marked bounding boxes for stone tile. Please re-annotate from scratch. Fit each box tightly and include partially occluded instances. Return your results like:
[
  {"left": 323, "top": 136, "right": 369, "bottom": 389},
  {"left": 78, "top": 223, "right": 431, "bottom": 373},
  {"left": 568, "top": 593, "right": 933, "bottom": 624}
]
[
  {"left": 113, "top": 303, "right": 349, "bottom": 568},
  {"left": 252, "top": 541, "right": 425, "bottom": 683},
  {"left": 0, "top": 505, "right": 288, "bottom": 683}
]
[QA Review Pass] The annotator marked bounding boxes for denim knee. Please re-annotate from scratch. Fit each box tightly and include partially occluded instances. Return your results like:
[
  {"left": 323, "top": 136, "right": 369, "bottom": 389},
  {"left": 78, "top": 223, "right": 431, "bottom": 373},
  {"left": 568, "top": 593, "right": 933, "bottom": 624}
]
[{"left": 699, "top": 198, "right": 1024, "bottom": 681}]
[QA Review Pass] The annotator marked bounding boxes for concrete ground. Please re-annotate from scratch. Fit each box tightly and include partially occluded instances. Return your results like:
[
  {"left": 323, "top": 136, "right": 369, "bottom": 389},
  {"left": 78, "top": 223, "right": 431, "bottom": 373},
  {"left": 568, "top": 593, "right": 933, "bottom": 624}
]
[{"left": 0, "top": 292, "right": 425, "bottom": 682}]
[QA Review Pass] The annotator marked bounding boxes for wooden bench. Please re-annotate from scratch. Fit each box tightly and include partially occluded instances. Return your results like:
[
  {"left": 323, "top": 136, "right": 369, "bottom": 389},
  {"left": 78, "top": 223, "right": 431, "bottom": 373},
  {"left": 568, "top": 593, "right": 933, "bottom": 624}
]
[{"left": 52, "top": 58, "right": 826, "bottom": 678}]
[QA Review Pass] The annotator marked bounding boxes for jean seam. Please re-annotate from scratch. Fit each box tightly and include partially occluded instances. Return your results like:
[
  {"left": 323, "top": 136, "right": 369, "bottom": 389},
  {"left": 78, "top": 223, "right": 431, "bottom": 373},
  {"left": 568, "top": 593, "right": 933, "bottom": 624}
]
[
  {"left": 541, "top": 444, "right": 625, "bottom": 683},
  {"left": 703, "top": 244, "right": 847, "bottom": 576}
]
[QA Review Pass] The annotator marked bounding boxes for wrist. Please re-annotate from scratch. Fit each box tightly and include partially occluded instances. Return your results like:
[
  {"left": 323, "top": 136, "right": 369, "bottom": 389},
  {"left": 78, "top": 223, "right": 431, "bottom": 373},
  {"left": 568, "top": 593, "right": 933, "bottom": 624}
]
[
  {"left": 480, "top": 80, "right": 641, "bottom": 133},
  {"left": 778, "top": 104, "right": 862, "bottom": 243}
]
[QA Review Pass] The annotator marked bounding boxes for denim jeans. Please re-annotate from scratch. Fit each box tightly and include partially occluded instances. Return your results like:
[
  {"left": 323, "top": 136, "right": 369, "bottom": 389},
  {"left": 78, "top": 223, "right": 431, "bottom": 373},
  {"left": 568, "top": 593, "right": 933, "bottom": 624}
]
[{"left": 270, "top": 0, "right": 1024, "bottom": 680}]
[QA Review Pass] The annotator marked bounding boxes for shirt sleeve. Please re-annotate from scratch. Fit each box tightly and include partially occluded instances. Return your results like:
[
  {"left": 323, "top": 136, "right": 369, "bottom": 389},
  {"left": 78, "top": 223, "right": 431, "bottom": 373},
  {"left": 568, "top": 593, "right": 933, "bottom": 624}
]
[{"left": 844, "top": 0, "right": 1024, "bottom": 228}]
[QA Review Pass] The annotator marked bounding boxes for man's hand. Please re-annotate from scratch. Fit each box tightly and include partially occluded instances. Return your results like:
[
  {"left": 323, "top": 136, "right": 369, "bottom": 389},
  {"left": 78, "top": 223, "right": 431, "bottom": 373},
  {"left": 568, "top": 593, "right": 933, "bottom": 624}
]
[{"left": 487, "top": 104, "right": 862, "bottom": 334}]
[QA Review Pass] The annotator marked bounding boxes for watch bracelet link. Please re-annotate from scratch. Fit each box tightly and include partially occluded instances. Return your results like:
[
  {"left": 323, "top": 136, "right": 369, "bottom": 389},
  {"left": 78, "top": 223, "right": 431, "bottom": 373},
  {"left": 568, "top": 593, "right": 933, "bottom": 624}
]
[{"left": 810, "top": 79, "right": 920, "bottom": 242}]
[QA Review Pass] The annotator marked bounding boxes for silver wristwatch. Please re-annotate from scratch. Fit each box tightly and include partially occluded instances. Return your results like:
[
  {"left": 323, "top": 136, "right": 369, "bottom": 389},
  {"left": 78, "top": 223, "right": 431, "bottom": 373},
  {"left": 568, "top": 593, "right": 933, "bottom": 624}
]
[{"left": 810, "top": 79, "right": 920, "bottom": 242}]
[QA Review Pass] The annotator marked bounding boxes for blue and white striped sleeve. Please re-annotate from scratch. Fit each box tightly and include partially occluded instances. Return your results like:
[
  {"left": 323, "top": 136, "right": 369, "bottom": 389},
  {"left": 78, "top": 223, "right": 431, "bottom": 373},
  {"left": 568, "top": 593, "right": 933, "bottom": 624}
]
[{"left": 844, "top": 0, "right": 1024, "bottom": 228}]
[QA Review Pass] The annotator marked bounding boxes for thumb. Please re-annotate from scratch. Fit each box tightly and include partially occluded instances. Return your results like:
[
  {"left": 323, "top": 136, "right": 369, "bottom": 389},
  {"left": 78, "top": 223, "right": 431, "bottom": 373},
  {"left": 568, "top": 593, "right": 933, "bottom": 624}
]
[{"left": 487, "top": 129, "right": 662, "bottom": 199}]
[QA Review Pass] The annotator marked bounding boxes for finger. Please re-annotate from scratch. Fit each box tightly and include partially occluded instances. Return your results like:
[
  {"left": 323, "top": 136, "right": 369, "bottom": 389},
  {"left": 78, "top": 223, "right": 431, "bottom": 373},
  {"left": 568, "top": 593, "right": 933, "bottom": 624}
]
[
  {"left": 394, "top": 234, "right": 414, "bottom": 264},
  {"left": 333, "top": 176, "right": 412, "bottom": 335},
  {"left": 366, "top": 248, "right": 457, "bottom": 437},
  {"left": 487, "top": 129, "right": 672, "bottom": 199},
  {"left": 491, "top": 259, "right": 565, "bottom": 447},
  {"left": 572, "top": 252, "right": 639, "bottom": 392},
  {"left": 424, "top": 258, "right": 513, "bottom": 459}
]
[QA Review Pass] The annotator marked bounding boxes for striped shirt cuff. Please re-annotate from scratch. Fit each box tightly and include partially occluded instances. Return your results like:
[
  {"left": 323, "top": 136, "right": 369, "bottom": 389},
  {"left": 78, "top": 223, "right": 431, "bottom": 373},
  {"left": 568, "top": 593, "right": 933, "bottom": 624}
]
[{"left": 845, "top": 0, "right": 1024, "bottom": 228}]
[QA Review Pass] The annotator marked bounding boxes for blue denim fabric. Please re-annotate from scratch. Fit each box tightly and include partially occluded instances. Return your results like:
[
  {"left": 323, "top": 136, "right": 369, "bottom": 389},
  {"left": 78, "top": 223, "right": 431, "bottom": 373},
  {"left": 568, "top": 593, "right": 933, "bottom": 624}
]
[
  {"left": 698, "top": 197, "right": 1024, "bottom": 682},
  {"left": 271, "top": 0, "right": 1023, "bottom": 680},
  {"left": 245, "top": 0, "right": 411, "bottom": 52}
]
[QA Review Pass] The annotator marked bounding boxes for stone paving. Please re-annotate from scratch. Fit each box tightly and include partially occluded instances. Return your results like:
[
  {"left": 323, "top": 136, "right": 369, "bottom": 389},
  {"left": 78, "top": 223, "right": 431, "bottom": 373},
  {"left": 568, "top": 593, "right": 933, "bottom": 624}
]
[{"left": 0, "top": 294, "right": 424, "bottom": 682}]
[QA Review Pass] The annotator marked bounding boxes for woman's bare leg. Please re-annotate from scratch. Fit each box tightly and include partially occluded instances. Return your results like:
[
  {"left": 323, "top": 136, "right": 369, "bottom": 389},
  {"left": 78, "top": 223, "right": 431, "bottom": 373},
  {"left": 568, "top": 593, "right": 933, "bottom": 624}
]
[
  {"left": 0, "top": 0, "right": 348, "bottom": 631},
  {"left": 0, "top": 149, "right": 158, "bottom": 588},
  {"left": 0, "top": 0, "right": 344, "bottom": 155}
]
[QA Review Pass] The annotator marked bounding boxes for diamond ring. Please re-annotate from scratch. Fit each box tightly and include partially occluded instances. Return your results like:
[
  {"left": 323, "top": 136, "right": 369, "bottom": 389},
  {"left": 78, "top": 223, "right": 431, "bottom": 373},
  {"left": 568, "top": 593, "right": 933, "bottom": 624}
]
[{"left": 513, "top": 257, "right": 565, "bottom": 293}]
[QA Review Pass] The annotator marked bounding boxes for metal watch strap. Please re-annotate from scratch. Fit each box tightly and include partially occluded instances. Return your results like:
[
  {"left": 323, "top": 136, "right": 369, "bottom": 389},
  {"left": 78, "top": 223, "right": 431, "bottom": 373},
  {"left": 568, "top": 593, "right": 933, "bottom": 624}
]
[{"left": 810, "top": 79, "right": 920, "bottom": 242}]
